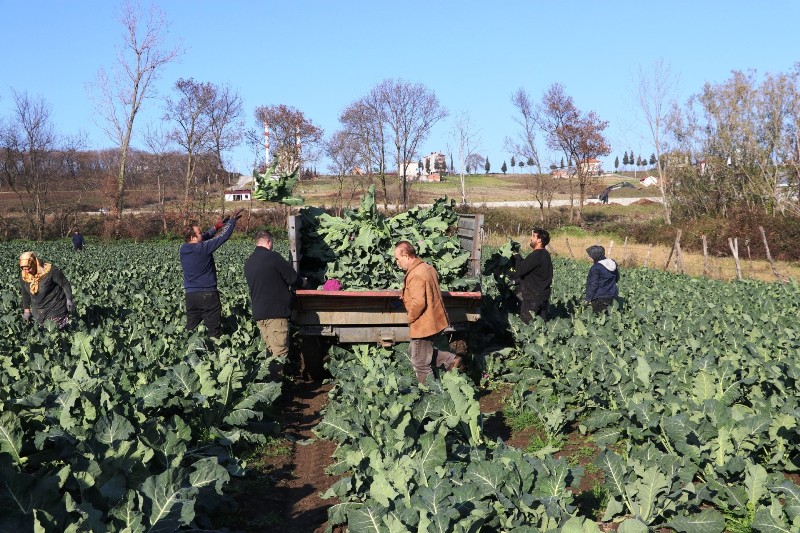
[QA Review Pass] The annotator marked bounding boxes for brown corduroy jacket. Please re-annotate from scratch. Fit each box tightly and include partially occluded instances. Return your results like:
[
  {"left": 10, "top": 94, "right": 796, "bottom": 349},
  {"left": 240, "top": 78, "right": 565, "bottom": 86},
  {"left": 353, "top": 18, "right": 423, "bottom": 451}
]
[{"left": 401, "top": 258, "right": 449, "bottom": 339}]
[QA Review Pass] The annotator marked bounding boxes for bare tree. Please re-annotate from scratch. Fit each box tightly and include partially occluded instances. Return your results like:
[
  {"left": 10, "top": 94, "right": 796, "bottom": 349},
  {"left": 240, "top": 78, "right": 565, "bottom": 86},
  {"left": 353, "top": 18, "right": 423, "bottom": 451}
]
[
  {"left": 786, "top": 63, "right": 800, "bottom": 213},
  {"left": 637, "top": 59, "right": 679, "bottom": 224},
  {"left": 207, "top": 83, "right": 244, "bottom": 187},
  {"left": 378, "top": 79, "right": 448, "bottom": 209},
  {"left": 326, "top": 130, "right": 362, "bottom": 214},
  {"left": 526, "top": 172, "right": 557, "bottom": 224},
  {"left": 163, "top": 78, "right": 216, "bottom": 220},
  {"left": 506, "top": 87, "right": 554, "bottom": 221},
  {"left": 142, "top": 123, "right": 179, "bottom": 234},
  {"left": 0, "top": 91, "right": 59, "bottom": 239},
  {"left": 339, "top": 94, "right": 390, "bottom": 208},
  {"left": 449, "top": 111, "right": 480, "bottom": 205},
  {"left": 253, "top": 104, "right": 323, "bottom": 174},
  {"left": 466, "top": 153, "right": 485, "bottom": 175},
  {"left": 505, "top": 88, "right": 544, "bottom": 175},
  {"left": 539, "top": 83, "right": 610, "bottom": 225},
  {"left": 89, "top": 0, "right": 180, "bottom": 230}
]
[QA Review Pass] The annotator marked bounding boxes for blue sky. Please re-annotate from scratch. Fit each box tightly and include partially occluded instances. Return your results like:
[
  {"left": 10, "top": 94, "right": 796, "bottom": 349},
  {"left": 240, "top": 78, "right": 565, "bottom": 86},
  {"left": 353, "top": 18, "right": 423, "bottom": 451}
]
[{"left": 2, "top": 0, "right": 798, "bottom": 175}]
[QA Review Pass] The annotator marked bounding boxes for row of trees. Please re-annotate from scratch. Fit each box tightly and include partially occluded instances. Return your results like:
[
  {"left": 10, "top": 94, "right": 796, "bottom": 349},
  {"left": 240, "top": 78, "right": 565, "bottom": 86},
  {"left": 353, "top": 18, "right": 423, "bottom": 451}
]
[
  {"left": 503, "top": 84, "right": 612, "bottom": 225},
  {"left": 636, "top": 60, "right": 800, "bottom": 224},
  {"left": 614, "top": 152, "right": 658, "bottom": 171},
  {"left": 500, "top": 60, "right": 800, "bottom": 226},
  {"left": 4, "top": 3, "right": 799, "bottom": 238},
  {"left": 0, "top": 2, "right": 328, "bottom": 238}
]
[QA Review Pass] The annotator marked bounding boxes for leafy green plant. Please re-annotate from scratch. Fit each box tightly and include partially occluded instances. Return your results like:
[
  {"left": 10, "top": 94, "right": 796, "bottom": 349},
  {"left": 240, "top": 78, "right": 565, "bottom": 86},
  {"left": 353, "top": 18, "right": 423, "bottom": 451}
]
[
  {"left": 296, "top": 186, "right": 472, "bottom": 290},
  {"left": 0, "top": 241, "right": 284, "bottom": 531},
  {"left": 252, "top": 156, "right": 304, "bottom": 206}
]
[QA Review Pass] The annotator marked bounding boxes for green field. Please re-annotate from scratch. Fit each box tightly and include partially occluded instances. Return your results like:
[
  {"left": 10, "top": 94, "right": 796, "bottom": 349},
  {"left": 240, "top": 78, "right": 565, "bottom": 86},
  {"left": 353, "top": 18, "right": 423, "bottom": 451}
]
[{"left": 2, "top": 237, "right": 800, "bottom": 531}]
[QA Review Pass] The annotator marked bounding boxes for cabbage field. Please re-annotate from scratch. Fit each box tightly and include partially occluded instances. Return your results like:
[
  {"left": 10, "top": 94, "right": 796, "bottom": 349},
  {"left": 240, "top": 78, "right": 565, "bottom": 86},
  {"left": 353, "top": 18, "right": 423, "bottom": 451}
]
[{"left": 1, "top": 238, "right": 800, "bottom": 532}]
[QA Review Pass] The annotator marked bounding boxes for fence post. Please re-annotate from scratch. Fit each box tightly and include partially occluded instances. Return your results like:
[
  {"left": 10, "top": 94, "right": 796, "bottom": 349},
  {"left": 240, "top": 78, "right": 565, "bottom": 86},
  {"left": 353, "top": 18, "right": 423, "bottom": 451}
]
[
  {"left": 564, "top": 238, "right": 575, "bottom": 259},
  {"left": 621, "top": 237, "right": 628, "bottom": 266},
  {"left": 759, "top": 225, "right": 784, "bottom": 282},
  {"left": 728, "top": 237, "right": 743, "bottom": 280}
]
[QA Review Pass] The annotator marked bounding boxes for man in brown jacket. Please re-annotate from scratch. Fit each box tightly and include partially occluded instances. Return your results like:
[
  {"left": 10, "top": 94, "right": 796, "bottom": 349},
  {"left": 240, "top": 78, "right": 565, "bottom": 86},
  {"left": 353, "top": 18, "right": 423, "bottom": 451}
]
[{"left": 394, "top": 241, "right": 462, "bottom": 384}]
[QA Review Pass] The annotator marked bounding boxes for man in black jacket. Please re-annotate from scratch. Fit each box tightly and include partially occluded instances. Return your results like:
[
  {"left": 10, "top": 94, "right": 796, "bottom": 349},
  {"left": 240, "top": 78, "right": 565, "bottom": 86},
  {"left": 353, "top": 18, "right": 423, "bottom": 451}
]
[
  {"left": 510, "top": 228, "right": 553, "bottom": 323},
  {"left": 244, "top": 231, "right": 305, "bottom": 365}
]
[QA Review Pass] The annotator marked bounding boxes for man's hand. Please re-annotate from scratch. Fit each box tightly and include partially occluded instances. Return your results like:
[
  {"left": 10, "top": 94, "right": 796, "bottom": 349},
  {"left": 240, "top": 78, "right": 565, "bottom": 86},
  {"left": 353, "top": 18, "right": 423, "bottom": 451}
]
[
  {"left": 22, "top": 310, "right": 31, "bottom": 321},
  {"left": 66, "top": 299, "right": 74, "bottom": 313},
  {"left": 214, "top": 218, "right": 225, "bottom": 230},
  {"left": 233, "top": 208, "right": 244, "bottom": 220}
]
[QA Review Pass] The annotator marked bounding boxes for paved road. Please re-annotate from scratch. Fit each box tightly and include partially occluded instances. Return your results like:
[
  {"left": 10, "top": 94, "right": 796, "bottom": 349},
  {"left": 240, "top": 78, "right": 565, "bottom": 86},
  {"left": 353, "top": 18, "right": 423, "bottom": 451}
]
[
  {"left": 471, "top": 196, "right": 663, "bottom": 208},
  {"left": 85, "top": 196, "right": 663, "bottom": 215}
]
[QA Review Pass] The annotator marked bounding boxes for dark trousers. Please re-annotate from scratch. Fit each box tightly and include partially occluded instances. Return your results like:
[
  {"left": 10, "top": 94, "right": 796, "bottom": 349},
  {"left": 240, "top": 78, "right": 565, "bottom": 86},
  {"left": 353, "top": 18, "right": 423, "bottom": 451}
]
[
  {"left": 591, "top": 297, "right": 615, "bottom": 314},
  {"left": 185, "top": 291, "right": 222, "bottom": 337},
  {"left": 409, "top": 336, "right": 457, "bottom": 384},
  {"left": 521, "top": 299, "right": 549, "bottom": 324}
]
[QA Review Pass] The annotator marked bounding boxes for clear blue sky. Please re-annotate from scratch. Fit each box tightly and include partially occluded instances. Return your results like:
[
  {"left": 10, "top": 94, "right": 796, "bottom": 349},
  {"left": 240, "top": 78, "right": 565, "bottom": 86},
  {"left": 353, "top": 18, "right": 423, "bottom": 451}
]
[{"left": 2, "top": 0, "right": 798, "bottom": 175}]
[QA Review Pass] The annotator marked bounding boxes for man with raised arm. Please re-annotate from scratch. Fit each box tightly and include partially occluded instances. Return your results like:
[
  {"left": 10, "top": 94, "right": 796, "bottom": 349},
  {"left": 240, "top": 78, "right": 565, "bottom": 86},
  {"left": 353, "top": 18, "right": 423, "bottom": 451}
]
[{"left": 179, "top": 209, "right": 242, "bottom": 338}]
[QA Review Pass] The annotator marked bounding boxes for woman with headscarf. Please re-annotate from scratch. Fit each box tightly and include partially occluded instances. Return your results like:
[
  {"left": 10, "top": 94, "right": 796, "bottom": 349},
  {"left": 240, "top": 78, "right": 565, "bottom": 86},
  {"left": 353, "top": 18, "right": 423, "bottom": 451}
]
[
  {"left": 19, "top": 251, "right": 74, "bottom": 328},
  {"left": 584, "top": 245, "right": 619, "bottom": 314}
]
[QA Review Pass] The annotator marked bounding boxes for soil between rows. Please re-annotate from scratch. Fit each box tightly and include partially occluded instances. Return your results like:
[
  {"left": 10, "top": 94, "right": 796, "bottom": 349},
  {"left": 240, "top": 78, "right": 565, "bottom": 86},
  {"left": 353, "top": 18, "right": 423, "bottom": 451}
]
[
  {"left": 226, "top": 380, "right": 342, "bottom": 532},
  {"left": 227, "top": 380, "right": 608, "bottom": 532}
]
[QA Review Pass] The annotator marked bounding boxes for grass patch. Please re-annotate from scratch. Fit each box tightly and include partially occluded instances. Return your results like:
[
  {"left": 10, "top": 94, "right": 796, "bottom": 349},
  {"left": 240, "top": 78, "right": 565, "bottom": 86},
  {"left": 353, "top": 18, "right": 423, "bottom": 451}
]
[
  {"left": 524, "top": 433, "right": 564, "bottom": 454},
  {"left": 565, "top": 445, "right": 596, "bottom": 467},
  {"left": 505, "top": 410, "right": 540, "bottom": 432},
  {"left": 573, "top": 483, "right": 610, "bottom": 520},
  {"left": 241, "top": 437, "right": 292, "bottom": 469}
]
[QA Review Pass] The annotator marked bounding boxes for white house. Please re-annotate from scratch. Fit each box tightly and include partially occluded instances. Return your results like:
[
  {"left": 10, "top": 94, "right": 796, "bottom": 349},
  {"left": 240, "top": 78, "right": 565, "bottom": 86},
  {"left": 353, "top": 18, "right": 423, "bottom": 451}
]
[
  {"left": 421, "top": 152, "right": 447, "bottom": 176},
  {"left": 224, "top": 189, "right": 251, "bottom": 201}
]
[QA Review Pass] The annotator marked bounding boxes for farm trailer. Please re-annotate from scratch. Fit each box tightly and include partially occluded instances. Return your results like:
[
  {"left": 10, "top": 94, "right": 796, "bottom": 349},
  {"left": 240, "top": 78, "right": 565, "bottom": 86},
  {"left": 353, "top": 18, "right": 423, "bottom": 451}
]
[{"left": 287, "top": 213, "right": 484, "bottom": 378}]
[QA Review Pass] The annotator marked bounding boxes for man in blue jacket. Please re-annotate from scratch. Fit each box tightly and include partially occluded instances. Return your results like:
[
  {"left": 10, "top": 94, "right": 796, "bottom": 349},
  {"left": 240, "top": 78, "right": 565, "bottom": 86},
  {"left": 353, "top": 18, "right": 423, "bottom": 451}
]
[
  {"left": 585, "top": 245, "right": 619, "bottom": 314},
  {"left": 71, "top": 229, "right": 84, "bottom": 251},
  {"left": 180, "top": 209, "right": 242, "bottom": 337}
]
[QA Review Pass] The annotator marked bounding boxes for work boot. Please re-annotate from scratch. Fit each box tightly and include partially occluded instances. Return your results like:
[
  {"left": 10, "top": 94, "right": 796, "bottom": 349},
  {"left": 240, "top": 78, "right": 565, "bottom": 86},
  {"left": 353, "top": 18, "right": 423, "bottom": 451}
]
[{"left": 447, "top": 356, "right": 464, "bottom": 372}]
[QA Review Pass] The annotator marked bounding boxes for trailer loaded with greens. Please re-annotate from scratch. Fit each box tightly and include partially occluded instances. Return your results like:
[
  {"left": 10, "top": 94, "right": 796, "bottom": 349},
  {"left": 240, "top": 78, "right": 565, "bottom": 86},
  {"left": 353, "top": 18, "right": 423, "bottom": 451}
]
[{"left": 286, "top": 188, "right": 483, "bottom": 370}]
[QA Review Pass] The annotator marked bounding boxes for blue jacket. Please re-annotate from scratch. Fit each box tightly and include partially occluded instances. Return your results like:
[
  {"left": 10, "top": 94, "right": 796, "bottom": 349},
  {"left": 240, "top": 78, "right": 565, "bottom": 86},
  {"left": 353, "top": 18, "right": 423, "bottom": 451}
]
[
  {"left": 585, "top": 258, "right": 619, "bottom": 302},
  {"left": 180, "top": 219, "right": 236, "bottom": 292}
]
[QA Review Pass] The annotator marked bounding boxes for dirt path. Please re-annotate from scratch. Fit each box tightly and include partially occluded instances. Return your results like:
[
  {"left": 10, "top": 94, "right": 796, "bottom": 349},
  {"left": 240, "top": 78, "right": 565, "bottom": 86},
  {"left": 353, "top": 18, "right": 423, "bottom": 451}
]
[{"left": 228, "top": 380, "right": 341, "bottom": 532}]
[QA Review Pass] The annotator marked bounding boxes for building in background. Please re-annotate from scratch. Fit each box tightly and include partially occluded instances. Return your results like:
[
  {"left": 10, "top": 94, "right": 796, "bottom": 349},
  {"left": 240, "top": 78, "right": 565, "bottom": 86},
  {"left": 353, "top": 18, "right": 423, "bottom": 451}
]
[{"left": 224, "top": 189, "right": 252, "bottom": 202}]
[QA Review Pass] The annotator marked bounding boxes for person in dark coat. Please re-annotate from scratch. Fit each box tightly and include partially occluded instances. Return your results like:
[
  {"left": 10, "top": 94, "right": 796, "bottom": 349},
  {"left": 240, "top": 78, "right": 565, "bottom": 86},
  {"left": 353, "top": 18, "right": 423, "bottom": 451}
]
[
  {"left": 71, "top": 229, "right": 84, "bottom": 251},
  {"left": 19, "top": 251, "right": 73, "bottom": 329},
  {"left": 179, "top": 209, "right": 242, "bottom": 337},
  {"left": 585, "top": 245, "right": 619, "bottom": 314},
  {"left": 510, "top": 228, "right": 553, "bottom": 323},
  {"left": 244, "top": 230, "right": 305, "bottom": 366}
]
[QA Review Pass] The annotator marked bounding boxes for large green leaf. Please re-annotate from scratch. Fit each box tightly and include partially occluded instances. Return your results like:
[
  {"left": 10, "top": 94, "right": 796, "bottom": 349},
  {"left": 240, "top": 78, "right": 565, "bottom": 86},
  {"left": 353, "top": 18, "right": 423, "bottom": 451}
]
[
  {"left": 0, "top": 412, "right": 24, "bottom": 464},
  {"left": 667, "top": 509, "right": 726, "bottom": 533},
  {"left": 140, "top": 468, "right": 195, "bottom": 533}
]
